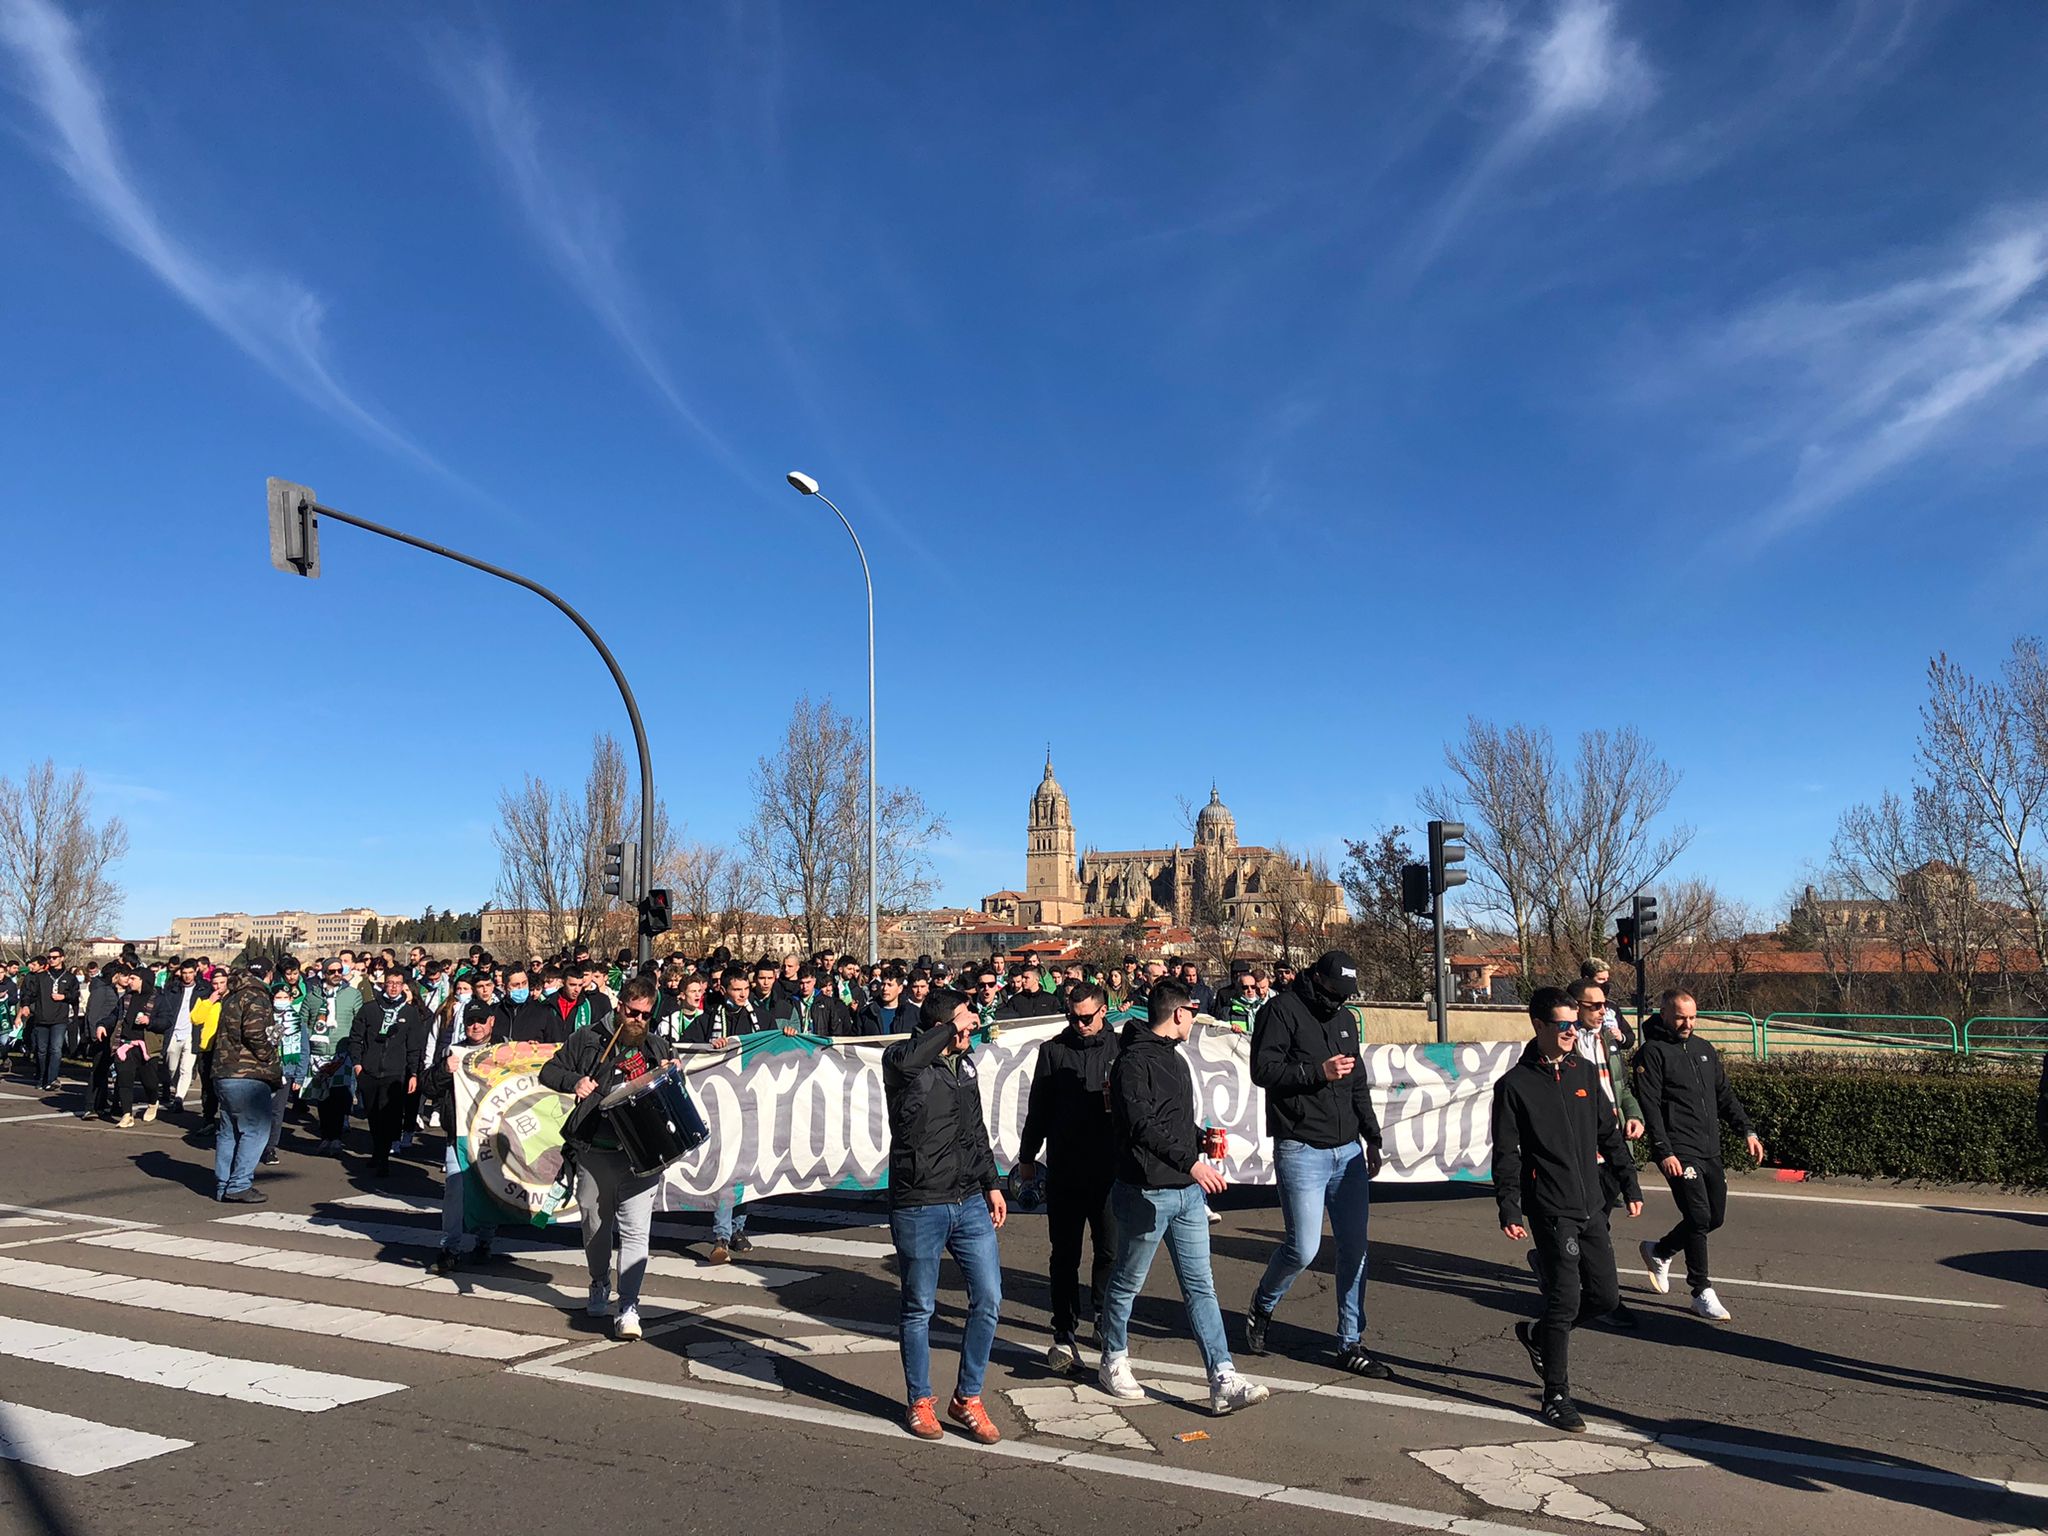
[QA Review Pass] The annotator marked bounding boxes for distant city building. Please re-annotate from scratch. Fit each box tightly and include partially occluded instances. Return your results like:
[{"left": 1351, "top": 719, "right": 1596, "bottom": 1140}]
[
  {"left": 166, "top": 908, "right": 388, "bottom": 955},
  {"left": 981, "top": 758, "right": 1345, "bottom": 933}
]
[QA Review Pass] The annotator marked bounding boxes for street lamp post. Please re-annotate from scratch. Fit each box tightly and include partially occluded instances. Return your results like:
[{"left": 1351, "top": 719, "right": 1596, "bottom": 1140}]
[
  {"left": 264, "top": 478, "right": 659, "bottom": 966},
  {"left": 786, "top": 471, "right": 877, "bottom": 965}
]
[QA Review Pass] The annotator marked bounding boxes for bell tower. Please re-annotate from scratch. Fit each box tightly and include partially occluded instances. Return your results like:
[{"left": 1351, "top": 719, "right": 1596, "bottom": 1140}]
[{"left": 1026, "top": 753, "right": 1079, "bottom": 904}]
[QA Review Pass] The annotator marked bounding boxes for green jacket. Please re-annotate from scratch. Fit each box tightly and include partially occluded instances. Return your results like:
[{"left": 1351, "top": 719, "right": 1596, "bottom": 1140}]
[{"left": 300, "top": 984, "right": 362, "bottom": 1063}]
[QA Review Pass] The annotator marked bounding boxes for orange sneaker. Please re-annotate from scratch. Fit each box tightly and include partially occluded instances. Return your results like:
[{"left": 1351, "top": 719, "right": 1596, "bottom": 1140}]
[
  {"left": 947, "top": 1394, "right": 1001, "bottom": 1444},
  {"left": 905, "top": 1397, "right": 943, "bottom": 1440}
]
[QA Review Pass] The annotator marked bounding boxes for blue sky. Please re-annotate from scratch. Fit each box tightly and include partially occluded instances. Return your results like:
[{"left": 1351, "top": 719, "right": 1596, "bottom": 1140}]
[{"left": 5, "top": 0, "right": 2047, "bottom": 936}]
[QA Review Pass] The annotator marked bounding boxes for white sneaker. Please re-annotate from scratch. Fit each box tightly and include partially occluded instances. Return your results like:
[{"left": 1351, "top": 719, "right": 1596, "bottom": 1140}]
[
  {"left": 1097, "top": 1353, "right": 1145, "bottom": 1401},
  {"left": 1206, "top": 1206, "right": 1222, "bottom": 1225},
  {"left": 1209, "top": 1371, "right": 1271, "bottom": 1416},
  {"left": 613, "top": 1307, "right": 641, "bottom": 1340},
  {"left": 586, "top": 1283, "right": 613, "bottom": 1318},
  {"left": 1640, "top": 1241, "right": 1673, "bottom": 1296},
  {"left": 1691, "top": 1288, "right": 1731, "bottom": 1321}
]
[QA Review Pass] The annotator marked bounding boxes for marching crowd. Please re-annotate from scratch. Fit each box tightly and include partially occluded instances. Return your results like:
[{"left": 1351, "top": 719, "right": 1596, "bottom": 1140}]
[{"left": 7, "top": 938, "right": 1762, "bottom": 1440}]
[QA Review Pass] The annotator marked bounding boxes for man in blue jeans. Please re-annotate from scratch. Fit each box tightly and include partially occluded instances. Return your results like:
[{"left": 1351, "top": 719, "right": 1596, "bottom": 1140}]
[
  {"left": 883, "top": 986, "right": 1007, "bottom": 1444},
  {"left": 1244, "top": 949, "right": 1390, "bottom": 1377},
  {"left": 208, "top": 966, "right": 280, "bottom": 1203},
  {"left": 1096, "top": 981, "right": 1270, "bottom": 1417}
]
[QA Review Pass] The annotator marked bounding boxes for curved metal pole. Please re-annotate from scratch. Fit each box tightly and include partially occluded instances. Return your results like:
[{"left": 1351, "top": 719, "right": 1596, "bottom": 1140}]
[
  {"left": 306, "top": 498, "right": 656, "bottom": 964},
  {"left": 813, "top": 491, "right": 877, "bottom": 965}
]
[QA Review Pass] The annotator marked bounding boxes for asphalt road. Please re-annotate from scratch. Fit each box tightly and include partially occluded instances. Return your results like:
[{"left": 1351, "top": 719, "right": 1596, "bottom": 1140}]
[{"left": 1, "top": 1072, "right": 2043, "bottom": 1536}]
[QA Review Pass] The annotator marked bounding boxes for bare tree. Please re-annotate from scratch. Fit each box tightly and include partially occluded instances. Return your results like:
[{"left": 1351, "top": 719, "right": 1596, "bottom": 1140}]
[
  {"left": 1422, "top": 719, "right": 1555, "bottom": 989},
  {"left": 745, "top": 696, "right": 945, "bottom": 957},
  {"left": 0, "top": 761, "right": 127, "bottom": 954},
  {"left": 1555, "top": 727, "right": 1694, "bottom": 957},
  {"left": 1263, "top": 843, "right": 1342, "bottom": 968},
  {"left": 1339, "top": 826, "right": 1434, "bottom": 1001}
]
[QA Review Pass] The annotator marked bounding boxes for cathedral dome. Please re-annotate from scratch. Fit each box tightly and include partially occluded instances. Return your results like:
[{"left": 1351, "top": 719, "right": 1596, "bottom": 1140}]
[{"left": 1196, "top": 786, "right": 1235, "bottom": 844}]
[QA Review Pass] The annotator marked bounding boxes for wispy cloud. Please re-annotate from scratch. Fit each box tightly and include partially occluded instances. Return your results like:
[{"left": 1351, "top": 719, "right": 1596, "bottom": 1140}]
[
  {"left": 1399, "top": 0, "right": 1655, "bottom": 275},
  {"left": 436, "top": 35, "right": 747, "bottom": 479},
  {"left": 1718, "top": 210, "right": 2048, "bottom": 544},
  {"left": 0, "top": 0, "right": 447, "bottom": 473}
]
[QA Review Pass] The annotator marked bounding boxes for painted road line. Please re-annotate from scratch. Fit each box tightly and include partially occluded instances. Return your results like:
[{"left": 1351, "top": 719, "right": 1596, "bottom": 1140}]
[
  {"left": 0, "top": 1401, "right": 190, "bottom": 1476},
  {"left": 0, "top": 1315, "right": 404, "bottom": 1411},
  {"left": 75, "top": 1230, "right": 705, "bottom": 1319},
  {"left": 1657, "top": 1433, "right": 2048, "bottom": 1502},
  {"left": 0, "top": 1217, "right": 53, "bottom": 1229},
  {"left": 0, "top": 1256, "right": 558, "bottom": 1360},
  {"left": 0, "top": 1202, "right": 155, "bottom": 1229},
  {"left": 1642, "top": 1184, "right": 2048, "bottom": 1217},
  {"left": 338, "top": 1195, "right": 893, "bottom": 1257},
  {"left": 1701, "top": 1276, "right": 2000, "bottom": 1309},
  {"left": 514, "top": 1357, "right": 1563, "bottom": 1536},
  {"left": 216, "top": 1210, "right": 820, "bottom": 1287}
]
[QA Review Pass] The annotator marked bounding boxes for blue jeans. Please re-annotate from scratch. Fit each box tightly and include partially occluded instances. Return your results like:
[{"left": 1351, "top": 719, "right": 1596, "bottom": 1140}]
[
  {"left": 263, "top": 1070, "right": 303, "bottom": 1158},
  {"left": 712, "top": 1187, "right": 748, "bottom": 1243},
  {"left": 1099, "top": 1180, "right": 1233, "bottom": 1379},
  {"left": 1253, "top": 1138, "right": 1372, "bottom": 1347},
  {"left": 214, "top": 1077, "right": 275, "bottom": 1198},
  {"left": 30, "top": 1023, "right": 63, "bottom": 1087},
  {"left": 890, "top": 1195, "right": 1002, "bottom": 1403}
]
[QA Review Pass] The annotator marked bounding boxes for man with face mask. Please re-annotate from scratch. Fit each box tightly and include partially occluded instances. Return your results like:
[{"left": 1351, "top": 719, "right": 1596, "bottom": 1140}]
[
  {"left": 1631, "top": 989, "right": 1764, "bottom": 1324},
  {"left": 497, "top": 968, "right": 567, "bottom": 1044},
  {"left": 348, "top": 969, "right": 428, "bottom": 1175},
  {"left": 1243, "top": 950, "right": 1390, "bottom": 1378},
  {"left": 1013, "top": 981, "right": 1119, "bottom": 1372}
]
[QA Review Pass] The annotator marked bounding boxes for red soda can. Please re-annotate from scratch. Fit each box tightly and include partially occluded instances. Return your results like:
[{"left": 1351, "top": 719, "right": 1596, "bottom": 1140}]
[{"left": 1203, "top": 1125, "right": 1227, "bottom": 1160}]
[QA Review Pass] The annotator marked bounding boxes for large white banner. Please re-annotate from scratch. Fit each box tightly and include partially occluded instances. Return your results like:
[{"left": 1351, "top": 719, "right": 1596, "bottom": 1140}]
[{"left": 450, "top": 1023, "right": 1518, "bottom": 1223}]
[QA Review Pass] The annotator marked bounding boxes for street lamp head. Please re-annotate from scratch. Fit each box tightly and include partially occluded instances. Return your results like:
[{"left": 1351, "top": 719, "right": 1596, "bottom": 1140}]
[{"left": 786, "top": 471, "right": 820, "bottom": 496}]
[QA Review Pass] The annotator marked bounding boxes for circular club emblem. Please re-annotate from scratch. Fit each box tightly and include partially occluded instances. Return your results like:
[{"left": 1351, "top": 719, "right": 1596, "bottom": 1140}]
[{"left": 456, "top": 1043, "right": 577, "bottom": 1219}]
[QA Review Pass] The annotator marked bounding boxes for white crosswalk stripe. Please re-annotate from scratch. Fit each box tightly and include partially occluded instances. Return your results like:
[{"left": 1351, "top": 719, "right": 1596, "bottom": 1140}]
[
  {"left": 0, "top": 1315, "right": 404, "bottom": 1411},
  {"left": 0, "top": 1401, "right": 191, "bottom": 1475}
]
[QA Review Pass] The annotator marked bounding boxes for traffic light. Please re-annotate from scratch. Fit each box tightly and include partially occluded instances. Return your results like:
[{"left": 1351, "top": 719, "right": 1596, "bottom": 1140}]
[
  {"left": 266, "top": 478, "right": 321, "bottom": 578},
  {"left": 638, "top": 888, "right": 671, "bottom": 937},
  {"left": 1613, "top": 914, "right": 1637, "bottom": 965},
  {"left": 1400, "top": 862, "right": 1432, "bottom": 917},
  {"left": 1428, "top": 821, "right": 1467, "bottom": 900},
  {"left": 602, "top": 840, "right": 638, "bottom": 901},
  {"left": 1633, "top": 892, "right": 1659, "bottom": 951}
]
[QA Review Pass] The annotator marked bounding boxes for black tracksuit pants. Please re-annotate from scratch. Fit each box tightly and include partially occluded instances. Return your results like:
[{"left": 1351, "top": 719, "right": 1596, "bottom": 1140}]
[
  {"left": 1531, "top": 1209, "right": 1620, "bottom": 1394},
  {"left": 1651, "top": 1157, "right": 1727, "bottom": 1294},
  {"left": 359, "top": 1075, "right": 405, "bottom": 1164},
  {"left": 1045, "top": 1169, "right": 1116, "bottom": 1337}
]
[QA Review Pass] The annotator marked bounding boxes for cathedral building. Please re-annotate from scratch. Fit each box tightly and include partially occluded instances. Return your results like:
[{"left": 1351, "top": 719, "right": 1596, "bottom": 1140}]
[{"left": 981, "top": 757, "right": 1345, "bottom": 933}]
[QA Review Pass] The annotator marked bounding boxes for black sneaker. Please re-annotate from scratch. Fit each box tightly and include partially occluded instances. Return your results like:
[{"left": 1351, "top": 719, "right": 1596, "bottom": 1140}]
[
  {"left": 728, "top": 1234, "right": 754, "bottom": 1255},
  {"left": 1243, "top": 1304, "right": 1272, "bottom": 1356},
  {"left": 259, "top": 1152, "right": 281, "bottom": 1166},
  {"left": 1333, "top": 1344, "right": 1392, "bottom": 1379},
  {"left": 1515, "top": 1320, "right": 1545, "bottom": 1381},
  {"left": 1539, "top": 1392, "right": 1586, "bottom": 1433},
  {"left": 1599, "top": 1302, "right": 1640, "bottom": 1331},
  {"left": 430, "top": 1248, "right": 458, "bottom": 1276},
  {"left": 222, "top": 1188, "right": 269, "bottom": 1205}
]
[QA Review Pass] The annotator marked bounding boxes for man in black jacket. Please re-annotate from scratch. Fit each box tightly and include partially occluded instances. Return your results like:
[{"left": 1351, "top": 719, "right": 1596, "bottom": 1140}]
[
  {"left": 497, "top": 968, "right": 570, "bottom": 1045},
  {"left": 1631, "top": 990, "right": 1764, "bottom": 1323},
  {"left": 852, "top": 964, "right": 914, "bottom": 1036},
  {"left": 1095, "top": 980, "right": 1270, "bottom": 1417},
  {"left": 1013, "top": 981, "right": 1118, "bottom": 1371},
  {"left": 348, "top": 969, "right": 429, "bottom": 1175},
  {"left": 1492, "top": 986, "right": 1644, "bottom": 1432},
  {"left": 882, "top": 987, "right": 1007, "bottom": 1445},
  {"left": 22, "top": 954, "right": 71, "bottom": 1092},
  {"left": 1244, "top": 949, "right": 1389, "bottom": 1377},
  {"left": 994, "top": 963, "right": 1059, "bottom": 1023},
  {"left": 772, "top": 966, "right": 852, "bottom": 1037}
]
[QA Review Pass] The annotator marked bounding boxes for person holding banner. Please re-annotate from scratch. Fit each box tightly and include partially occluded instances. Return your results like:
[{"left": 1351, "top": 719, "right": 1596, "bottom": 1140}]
[
  {"left": 1243, "top": 949, "right": 1388, "bottom": 1378},
  {"left": 429, "top": 1003, "right": 501, "bottom": 1274},
  {"left": 883, "top": 987, "right": 1007, "bottom": 1445},
  {"left": 1491, "top": 986, "right": 1644, "bottom": 1432},
  {"left": 539, "top": 976, "right": 675, "bottom": 1341}
]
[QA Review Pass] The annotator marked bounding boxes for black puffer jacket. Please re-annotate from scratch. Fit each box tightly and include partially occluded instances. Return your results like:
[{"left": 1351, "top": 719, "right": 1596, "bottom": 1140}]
[
  {"left": 537, "top": 1021, "right": 675, "bottom": 1152},
  {"left": 882, "top": 1023, "right": 1000, "bottom": 1209},
  {"left": 1017, "top": 1023, "right": 1118, "bottom": 1172},
  {"left": 1491, "top": 1039, "right": 1640, "bottom": 1227},
  {"left": 1630, "top": 1016, "right": 1752, "bottom": 1164},
  {"left": 348, "top": 997, "right": 430, "bottom": 1082},
  {"left": 1109, "top": 1028, "right": 1200, "bottom": 1190},
  {"left": 1249, "top": 978, "right": 1382, "bottom": 1151}
]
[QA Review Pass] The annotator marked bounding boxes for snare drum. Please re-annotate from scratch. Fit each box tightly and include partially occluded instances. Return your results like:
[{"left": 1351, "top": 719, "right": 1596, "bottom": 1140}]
[{"left": 598, "top": 1065, "right": 711, "bottom": 1177}]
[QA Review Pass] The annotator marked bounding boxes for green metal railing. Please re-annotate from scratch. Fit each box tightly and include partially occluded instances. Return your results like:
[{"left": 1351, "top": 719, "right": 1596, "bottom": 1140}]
[
  {"left": 1756, "top": 1012, "right": 1959, "bottom": 1061},
  {"left": 1960, "top": 1016, "right": 2048, "bottom": 1059},
  {"left": 1692, "top": 1011, "right": 1759, "bottom": 1057}
]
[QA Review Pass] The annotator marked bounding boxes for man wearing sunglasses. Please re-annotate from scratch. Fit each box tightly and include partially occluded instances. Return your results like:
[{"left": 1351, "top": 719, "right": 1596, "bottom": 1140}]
[
  {"left": 1491, "top": 986, "right": 1644, "bottom": 1433},
  {"left": 1564, "top": 977, "right": 1645, "bottom": 1328},
  {"left": 538, "top": 975, "right": 675, "bottom": 1341},
  {"left": 1014, "top": 982, "right": 1119, "bottom": 1372}
]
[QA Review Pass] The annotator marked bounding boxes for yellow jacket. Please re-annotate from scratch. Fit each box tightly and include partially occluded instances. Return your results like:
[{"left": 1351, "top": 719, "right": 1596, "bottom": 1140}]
[{"left": 192, "top": 997, "right": 223, "bottom": 1050}]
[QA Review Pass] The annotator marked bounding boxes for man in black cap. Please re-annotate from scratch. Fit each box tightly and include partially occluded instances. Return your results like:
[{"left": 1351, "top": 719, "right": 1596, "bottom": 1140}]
[
  {"left": 1243, "top": 949, "right": 1390, "bottom": 1376},
  {"left": 1214, "top": 963, "right": 1261, "bottom": 1032}
]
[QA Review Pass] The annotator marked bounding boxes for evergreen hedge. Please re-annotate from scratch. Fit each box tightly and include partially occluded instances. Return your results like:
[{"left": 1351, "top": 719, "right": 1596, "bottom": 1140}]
[{"left": 1716, "top": 1055, "right": 2048, "bottom": 1188}]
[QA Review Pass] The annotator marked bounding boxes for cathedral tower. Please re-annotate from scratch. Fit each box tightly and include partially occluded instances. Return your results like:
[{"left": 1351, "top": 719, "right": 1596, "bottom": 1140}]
[{"left": 1026, "top": 754, "right": 1080, "bottom": 904}]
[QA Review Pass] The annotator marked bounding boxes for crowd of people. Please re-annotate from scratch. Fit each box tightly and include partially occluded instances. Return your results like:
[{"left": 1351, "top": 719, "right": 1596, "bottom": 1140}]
[{"left": 6, "top": 937, "right": 1762, "bottom": 1441}]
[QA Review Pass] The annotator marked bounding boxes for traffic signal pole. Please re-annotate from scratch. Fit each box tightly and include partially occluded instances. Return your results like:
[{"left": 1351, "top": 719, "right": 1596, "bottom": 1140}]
[
  {"left": 1427, "top": 821, "right": 1467, "bottom": 1045},
  {"left": 266, "top": 480, "right": 658, "bottom": 965}
]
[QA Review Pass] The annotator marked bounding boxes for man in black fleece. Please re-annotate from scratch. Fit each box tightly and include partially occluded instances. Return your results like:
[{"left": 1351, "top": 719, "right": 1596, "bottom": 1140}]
[
  {"left": 1630, "top": 989, "right": 1764, "bottom": 1323},
  {"left": 1013, "top": 981, "right": 1118, "bottom": 1371},
  {"left": 1492, "top": 986, "right": 1644, "bottom": 1432},
  {"left": 1245, "top": 949, "right": 1389, "bottom": 1377},
  {"left": 348, "top": 969, "right": 429, "bottom": 1175}
]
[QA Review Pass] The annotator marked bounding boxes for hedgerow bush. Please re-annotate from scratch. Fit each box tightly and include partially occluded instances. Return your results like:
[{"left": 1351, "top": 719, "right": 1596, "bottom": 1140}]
[{"left": 1718, "top": 1055, "right": 2047, "bottom": 1188}]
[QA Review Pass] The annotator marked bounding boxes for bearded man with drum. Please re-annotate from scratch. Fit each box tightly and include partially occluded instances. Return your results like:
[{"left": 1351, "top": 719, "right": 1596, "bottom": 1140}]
[{"left": 539, "top": 975, "right": 674, "bottom": 1341}]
